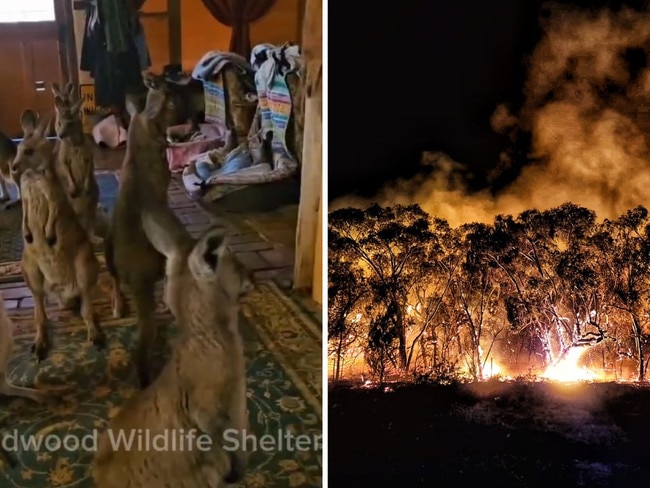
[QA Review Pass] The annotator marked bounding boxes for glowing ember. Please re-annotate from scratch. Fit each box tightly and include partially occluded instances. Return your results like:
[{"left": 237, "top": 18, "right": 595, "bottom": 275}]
[{"left": 542, "top": 347, "right": 598, "bottom": 382}]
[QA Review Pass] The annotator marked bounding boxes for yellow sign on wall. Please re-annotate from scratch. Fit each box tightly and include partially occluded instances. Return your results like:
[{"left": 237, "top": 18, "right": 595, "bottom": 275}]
[{"left": 79, "top": 84, "right": 111, "bottom": 134}]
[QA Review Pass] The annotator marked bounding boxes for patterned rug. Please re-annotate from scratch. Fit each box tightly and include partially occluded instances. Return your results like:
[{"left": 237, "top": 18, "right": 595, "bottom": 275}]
[{"left": 0, "top": 173, "right": 322, "bottom": 487}]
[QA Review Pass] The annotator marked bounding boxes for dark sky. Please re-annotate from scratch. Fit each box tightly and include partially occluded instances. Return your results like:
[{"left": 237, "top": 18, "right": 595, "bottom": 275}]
[{"left": 327, "top": 0, "right": 648, "bottom": 201}]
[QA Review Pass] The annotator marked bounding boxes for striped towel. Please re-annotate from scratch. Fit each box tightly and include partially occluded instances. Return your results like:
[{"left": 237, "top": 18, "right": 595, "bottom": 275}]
[
  {"left": 203, "top": 77, "right": 226, "bottom": 125},
  {"left": 180, "top": 44, "right": 303, "bottom": 192},
  {"left": 267, "top": 75, "right": 293, "bottom": 161},
  {"left": 253, "top": 43, "right": 301, "bottom": 164}
]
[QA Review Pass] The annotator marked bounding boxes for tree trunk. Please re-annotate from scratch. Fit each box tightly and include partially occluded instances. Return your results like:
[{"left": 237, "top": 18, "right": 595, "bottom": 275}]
[
  {"left": 335, "top": 333, "right": 344, "bottom": 381},
  {"left": 395, "top": 305, "right": 408, "bottom": 370},
  {"left": 632, "top": 314, "right": 644, "bottom": 381}
]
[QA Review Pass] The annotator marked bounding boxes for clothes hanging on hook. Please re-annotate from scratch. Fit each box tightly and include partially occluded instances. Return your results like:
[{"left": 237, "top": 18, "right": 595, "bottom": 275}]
[{"left": 79, "top": 0, "right": 151, "bottom": 110}]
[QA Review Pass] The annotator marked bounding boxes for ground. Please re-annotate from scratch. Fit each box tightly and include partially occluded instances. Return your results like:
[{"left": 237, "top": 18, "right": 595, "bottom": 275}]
[{"left": 329, "top": 380, "right": 650, "bottom": 487}]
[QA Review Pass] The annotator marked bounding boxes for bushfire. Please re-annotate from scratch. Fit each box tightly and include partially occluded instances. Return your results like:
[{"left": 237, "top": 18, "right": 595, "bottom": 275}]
[{"left": 329, "top": 202, "right": 650, "bottom": 385}]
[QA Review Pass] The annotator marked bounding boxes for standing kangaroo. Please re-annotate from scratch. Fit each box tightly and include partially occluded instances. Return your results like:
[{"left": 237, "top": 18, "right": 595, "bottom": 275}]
[
  {"left": 0, "top": 296, "right": 43, "bottom": 402},
  {"left": 16, "top": 112, "right": 104, "bottom": 360},
  {"left": 51, "top": 82, "right": 101, "bottom": 244},
  {"left": 0, "top": 130, "right": 17, "bottom": 205},
  {"left": 104, "top": 73, "right": 173, "bottom": 388},
  {"left": 0, "top": 109, "right": 43, "bottom": 210},
  {"left": 92, "top": 202, "right": 252, "bottom": 488}
]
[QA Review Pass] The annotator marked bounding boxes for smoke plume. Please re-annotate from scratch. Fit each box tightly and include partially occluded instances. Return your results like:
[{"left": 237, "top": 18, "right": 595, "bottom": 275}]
[{"left": 331, "top": 3, "right": 650, "bottom": 227}]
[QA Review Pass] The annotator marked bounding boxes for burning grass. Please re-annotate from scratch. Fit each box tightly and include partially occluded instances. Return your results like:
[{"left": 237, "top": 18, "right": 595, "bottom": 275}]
[{"left": 329, "top": 379, "right": 650, "bottom": 486}]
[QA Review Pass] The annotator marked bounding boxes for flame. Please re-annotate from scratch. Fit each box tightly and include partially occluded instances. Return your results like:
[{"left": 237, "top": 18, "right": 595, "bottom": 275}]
[
  {"left": 542, "top": 347, "right": 598, "bottom": 382},
  {"left": 484, "top": 361, "right": 501, "bottom": 378}
]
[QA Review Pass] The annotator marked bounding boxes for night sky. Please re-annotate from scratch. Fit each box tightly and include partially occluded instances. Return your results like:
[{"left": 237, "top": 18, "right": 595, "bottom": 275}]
[{"left": 327, "top": 0, "right": 649, "bottom": 201}]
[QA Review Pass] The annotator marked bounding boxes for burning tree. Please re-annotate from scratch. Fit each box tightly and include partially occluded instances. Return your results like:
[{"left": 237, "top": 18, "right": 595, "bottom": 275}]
[
  {"left": 328, "top": 255, "right": 367, "bottom": 381},
  {"left": 595, "top": 206, "right": 650, "bottom": 381},
  {"left": 328, "top": 201, "right": 650, "bottom": 384},
  {"left": 452, "top": 222, "right": 504, "bottom": 380},
  {"left": 329, "top": 204, "right": 434, "bottom": 373}
]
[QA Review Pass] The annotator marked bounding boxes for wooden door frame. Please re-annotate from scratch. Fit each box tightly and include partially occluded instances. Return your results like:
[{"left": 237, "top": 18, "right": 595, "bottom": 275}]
[{"left": 55, "top": 0, "right": 80, "bottom": 87}]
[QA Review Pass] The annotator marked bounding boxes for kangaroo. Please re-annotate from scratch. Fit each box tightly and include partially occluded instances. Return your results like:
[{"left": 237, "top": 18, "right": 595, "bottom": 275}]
[
  {"left": 0, "top": 109, "right": 44, "bottom": 210},
  {"left": 104, "top": 73, "right": 174, "bottom": 388},
  {"left": 0, "top": 296, "right": 43, "bottom": 402},
  {"left": 0, "top": 130, "right": 17, "bottom": 204},
  {"left": 17, "top": 113, "right": 104, "bottom": 360},
  {"left": 92, "top": 203, "right": 252, "bottom": 488},
  {"left": 51, "top": 82, "right": 101, "bottom": 244}
]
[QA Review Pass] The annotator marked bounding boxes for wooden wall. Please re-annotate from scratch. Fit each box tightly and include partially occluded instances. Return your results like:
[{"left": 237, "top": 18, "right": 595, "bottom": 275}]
[
  {"left": 72, "top": 0, "right": 300, "bottom": 79},
  {"left": 293, "top": 0, "right": 322, "bottom": 301},
  {"left": 0, "top": 27, "right": 63, "bottom": 136},
  {"left": 181, "top": 0, "right": 300, "bottom": 70}
]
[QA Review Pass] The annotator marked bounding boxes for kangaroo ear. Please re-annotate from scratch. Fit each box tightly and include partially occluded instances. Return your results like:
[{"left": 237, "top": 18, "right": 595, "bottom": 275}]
[
  {"left": 71, "top": 97, "right": 83, "bottom": 114},
  {"left": 125, "top": 93, "right": 142, "bottom": 118},
  {"left": 51, "top": 83, "right": 63, "bottom": 98},
  {"left": 33, "top": 115, "right": 51, "bottom": 139},
  {"left": 144, "top": 89, "right": 167, "bottom": 120},
  {"left": 65, "top": 82, "right": 75, "bottom": 99},
  {"left": 54, "top": 96, "right": 66, "bottom": 111},
  {"left": 143, "top": 72, "right": 165, "bottom": 90},
  {"left": 188, "top": 225, "right": 229, "bottom": 279},
  {"left": 20, "top": 109, "right": 38, "bottom": 137}
]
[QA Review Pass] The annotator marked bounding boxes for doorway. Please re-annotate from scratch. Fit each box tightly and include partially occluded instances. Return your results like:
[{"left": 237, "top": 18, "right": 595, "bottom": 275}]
[{"left": 0, "top": 1, "right": 76, "bottom": 137}]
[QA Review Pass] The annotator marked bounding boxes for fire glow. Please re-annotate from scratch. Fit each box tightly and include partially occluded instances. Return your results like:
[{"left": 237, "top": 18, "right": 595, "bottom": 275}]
[{"left": 542, "top": 348, "right": 599, "bottom": 382}]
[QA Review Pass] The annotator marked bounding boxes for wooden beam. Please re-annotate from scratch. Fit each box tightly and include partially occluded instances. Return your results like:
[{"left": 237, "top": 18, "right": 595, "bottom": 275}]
[
  {"left": 167, "top": 0, "right": 182, "bottom": 65},
  {"left": 293, "top": 0, "right": 322, "bottom": 294},
  {"left": 312, "top": 192, "right": 323, "bottom": 303},
  {"left": 56, "top": 0, "right": 80, "bottom": 87}
]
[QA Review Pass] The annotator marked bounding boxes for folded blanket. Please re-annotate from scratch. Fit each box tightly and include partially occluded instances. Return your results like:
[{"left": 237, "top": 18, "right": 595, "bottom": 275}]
[
  {"left": 191, "top": 51, "right": 254, "bottom": 82},
  {"left": 195, "top": 144, "right": 253, "bottom": 180}
]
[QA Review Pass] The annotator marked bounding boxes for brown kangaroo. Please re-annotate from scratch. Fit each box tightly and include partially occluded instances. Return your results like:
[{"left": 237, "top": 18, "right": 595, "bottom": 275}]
[
  {"left": 92, "top": 202, "right": 252, "bottom": 488},
  {"left": 104, "top": 73, "right": 174, "bottom": 388},
  {"left": 0, "top": 296, "right": 43, "bottom": 402},
  {"left": 0, "top": 130, "right": 17, "bottom": 204},
  {"left": 51, "top": 82, "right": 101, "bottom": 244},
  {"left": 0, "top": 109, "right": 44, "bottom": 210},
  {"left": 17, "top": 112, "right": 104, "bottom": 360}
]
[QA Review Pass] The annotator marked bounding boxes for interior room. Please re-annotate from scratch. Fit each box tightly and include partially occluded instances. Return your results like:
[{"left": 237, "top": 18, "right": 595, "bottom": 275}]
[{"left": 0, "top": 1, "right": 322, "bottom": 486}]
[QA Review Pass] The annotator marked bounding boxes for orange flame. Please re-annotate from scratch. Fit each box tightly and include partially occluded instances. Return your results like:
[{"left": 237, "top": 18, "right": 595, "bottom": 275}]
[{"left": 542, "top": 347, "right": 599, "bottom": 382}]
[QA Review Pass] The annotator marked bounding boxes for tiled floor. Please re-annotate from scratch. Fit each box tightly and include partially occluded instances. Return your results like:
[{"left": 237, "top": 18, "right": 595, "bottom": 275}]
[{"left": 94, "top": 146, "right": 315, "bottom": 304}]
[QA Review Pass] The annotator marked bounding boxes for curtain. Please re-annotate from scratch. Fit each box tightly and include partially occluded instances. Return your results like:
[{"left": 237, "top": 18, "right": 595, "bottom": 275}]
[{"left": 200, "top": 0, "right": 278, "bottom": 58}]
